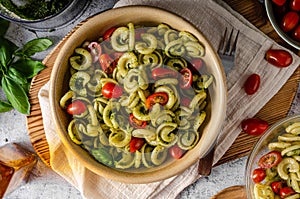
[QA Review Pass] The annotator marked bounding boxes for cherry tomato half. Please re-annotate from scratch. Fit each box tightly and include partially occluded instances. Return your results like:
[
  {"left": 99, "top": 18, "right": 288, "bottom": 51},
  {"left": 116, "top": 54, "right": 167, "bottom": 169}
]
[
  {"left": 101, "top": 82, "right": 123, "bottom": 99},
  {"left": 292, "top": 25, "right": 300, "bottom": 41},
  {"left": 179, "top": 68, "right": 193, "bottom": 89},
  {"left": 258, "top": 151, "right": 282, "bottom": 169},
  {"left": 281, "top": 11, "right": 300, "bottom": 32},
  {"left": 169, "top": 145, "right": 184, "bottom": 159},
  {"left": 87, "top": 42, "right": 102, "bottom": 63},
  {"left": 103, "top": 27, "right": 117, "bottom": 41},
  {"left": 290, "top": 0, "right": 300, "bottom": 11},
  {"left": 244, "top": 73, "right": 260, "bottom": 95},
  {"left": 145, "top": 92, "right": 169, "bottom": 109},
  {"left": 129, "top": 137, "right": 145, "bottom": 153},
  {"left": 99, "top": 54, "right": 117, "bottom": 74},
  {"left": 241, "top": 118, "right": 269, "bottom": 136},
  {"left": 280, "top": 187, "right": 295, "bottom": 198},
  {"left": 66, "top": 100, "right": 86, "bottom": 115},
  {"left": 272, "top": 0, "right": 287, "bottom": 6},
  {"left": 271, "top": 181, "right": 284, "bottom": 194},
  {"left": 151, "top": 68, "right": 178, "bottom": 80},
  {"left": 129, "top": 114, "right": 147, "bottom": 129},
  {"left": 265, "top": 49, "right": 293, "bottom": 68}
]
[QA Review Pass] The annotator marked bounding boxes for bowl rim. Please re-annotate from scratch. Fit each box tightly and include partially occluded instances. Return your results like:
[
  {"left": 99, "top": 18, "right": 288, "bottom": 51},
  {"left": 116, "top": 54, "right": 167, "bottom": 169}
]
[
  {"left": 265, "top": 0, "right": 300, "bottom": 50},
  {"left": 245, "top": 114, "right": 300, "bottom": 198},
  {"left": 49, "top": 5, "right": 227, "bottom": 184}
]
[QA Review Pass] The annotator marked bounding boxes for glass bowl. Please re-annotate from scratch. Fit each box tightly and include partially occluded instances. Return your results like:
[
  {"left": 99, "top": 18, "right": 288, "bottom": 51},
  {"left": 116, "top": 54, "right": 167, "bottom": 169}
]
[
  {"left": 245, "top": 114, "right": 300, "bottom": 198},
  {"left": 265, "top": 0, "right": 300, "bottom": 50},
  {"left": 0, "top": 0, "right": 90, "bottom": 31}
]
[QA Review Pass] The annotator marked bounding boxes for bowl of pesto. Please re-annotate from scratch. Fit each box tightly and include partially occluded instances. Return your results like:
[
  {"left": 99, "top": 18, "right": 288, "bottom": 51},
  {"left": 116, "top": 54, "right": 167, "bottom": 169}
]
[
  {"left": 0, "top": 0, "right": 89, "bottom": 31},
  {"left": 50, "top": 5, "right": 227, "bottom": 184}
]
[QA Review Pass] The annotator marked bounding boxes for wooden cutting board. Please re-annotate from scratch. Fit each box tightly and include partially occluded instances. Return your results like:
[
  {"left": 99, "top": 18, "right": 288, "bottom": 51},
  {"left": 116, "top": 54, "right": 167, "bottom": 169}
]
[
  {"left": 26, "top": 0, "right": 300, "bottom": 172},
  {"left": 211, "top": 186, "right": 246, "bottom": 199}
]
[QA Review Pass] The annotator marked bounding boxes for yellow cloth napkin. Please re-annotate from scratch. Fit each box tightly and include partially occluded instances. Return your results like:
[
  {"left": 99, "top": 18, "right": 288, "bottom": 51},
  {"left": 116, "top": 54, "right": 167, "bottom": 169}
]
[{"left": 38, "top": 0, "right": 300, "bottom": 198}]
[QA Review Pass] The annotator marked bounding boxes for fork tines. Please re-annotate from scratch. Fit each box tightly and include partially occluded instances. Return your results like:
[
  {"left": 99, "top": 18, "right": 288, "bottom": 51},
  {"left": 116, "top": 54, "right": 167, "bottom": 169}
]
[{"left": 218, "top": 28, "right": 240, "bottom": 56}]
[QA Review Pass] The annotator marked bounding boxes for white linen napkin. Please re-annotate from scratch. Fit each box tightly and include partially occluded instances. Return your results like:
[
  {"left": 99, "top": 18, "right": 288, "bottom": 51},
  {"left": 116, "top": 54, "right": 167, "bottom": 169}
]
[{"left": 38, "top": 0, "right": 300, "bottom": 198}]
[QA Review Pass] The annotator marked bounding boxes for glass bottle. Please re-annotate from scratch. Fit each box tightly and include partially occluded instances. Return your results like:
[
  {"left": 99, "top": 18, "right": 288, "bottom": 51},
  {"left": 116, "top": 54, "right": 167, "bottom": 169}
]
[{"left": 0, "top": 143, "right": 37, "bottom": 198}]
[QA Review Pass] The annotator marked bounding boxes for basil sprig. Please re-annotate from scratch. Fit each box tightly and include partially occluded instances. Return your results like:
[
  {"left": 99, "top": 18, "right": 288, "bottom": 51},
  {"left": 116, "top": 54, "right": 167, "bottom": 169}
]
[{"left": 0, "top": 18, "right": 53, "bottom": 114}]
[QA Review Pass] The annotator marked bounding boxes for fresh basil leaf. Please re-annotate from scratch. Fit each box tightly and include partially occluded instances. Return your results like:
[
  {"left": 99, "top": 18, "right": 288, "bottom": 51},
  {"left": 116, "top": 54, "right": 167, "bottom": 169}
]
[
  {"left": 0, "top": 100, "right": 13, "bottom": 113},
  {"left": 22, "top": 82, "right": 31, "bottom": 94},
  {"left": 12, "top": 58, "right": 45, "bottom": 78},
  {"left": 15, "top": 38, "right": 53, "bottom": 57},
  {"left": 0, "top": 18, "right": 10, "bottom": 37},
  {"left": 1, "top": 76, "right": 30, "bottom": 114},
  {"left": 8, "top": 67, "right": 28, "bottom": 85},
  {"left": 0, "top": 37, "right": 18, "bottom": 68}
]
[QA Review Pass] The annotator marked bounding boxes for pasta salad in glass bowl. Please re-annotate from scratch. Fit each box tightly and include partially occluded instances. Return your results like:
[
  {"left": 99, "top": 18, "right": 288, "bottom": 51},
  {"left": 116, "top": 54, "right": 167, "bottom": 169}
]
[
  {"left": 246, "top": 114, "right": 300, "bottom": 198},
  {"left": 50, "top": 5, "right": 227, "bottom": 184}
]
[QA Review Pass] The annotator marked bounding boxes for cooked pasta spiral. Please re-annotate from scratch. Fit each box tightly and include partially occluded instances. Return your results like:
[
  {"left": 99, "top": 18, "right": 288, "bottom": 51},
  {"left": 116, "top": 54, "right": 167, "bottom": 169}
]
[{"left": 60, "top": 22, "right": 212, "bottom": 171}]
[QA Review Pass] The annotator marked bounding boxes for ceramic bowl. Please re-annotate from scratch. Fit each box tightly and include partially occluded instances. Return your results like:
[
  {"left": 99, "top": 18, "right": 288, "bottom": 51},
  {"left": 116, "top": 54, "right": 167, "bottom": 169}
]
[
  {"left": 49, "top": 5, "right": 227, "bottom": 184},
  {"left": 245, "top": 114, "right": 300, "bottom": 198},
  {"left": 265, "top": 0, "right": 300, "bottom": 50}
]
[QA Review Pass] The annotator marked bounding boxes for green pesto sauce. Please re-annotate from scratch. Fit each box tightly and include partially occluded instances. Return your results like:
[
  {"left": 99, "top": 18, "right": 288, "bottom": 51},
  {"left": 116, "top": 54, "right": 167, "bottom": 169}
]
[{"left": 0, "top": 0, "right": 71, "bottom": 20}]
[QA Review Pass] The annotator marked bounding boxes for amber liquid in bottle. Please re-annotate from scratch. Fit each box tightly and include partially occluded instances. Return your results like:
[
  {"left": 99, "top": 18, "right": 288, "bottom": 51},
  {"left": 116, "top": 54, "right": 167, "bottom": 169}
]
[
  {"left": 0, "top": 143, "right": 37, "bottom": 198},
  {"left": 0, "top": 163, "right": 14, "bottom": 198}
]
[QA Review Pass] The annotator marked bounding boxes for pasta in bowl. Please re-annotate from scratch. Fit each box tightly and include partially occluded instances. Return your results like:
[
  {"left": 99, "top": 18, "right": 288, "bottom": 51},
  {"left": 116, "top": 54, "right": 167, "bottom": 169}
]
[{"left": 50, "top": 6, "right": 227, "bottom": 183}]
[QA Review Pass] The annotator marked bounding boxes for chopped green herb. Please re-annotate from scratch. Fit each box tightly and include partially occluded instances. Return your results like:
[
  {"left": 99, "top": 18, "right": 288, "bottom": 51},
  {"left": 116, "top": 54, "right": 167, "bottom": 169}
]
[{"left": 0, "top": 0, "right": 71, "bottom": 20}]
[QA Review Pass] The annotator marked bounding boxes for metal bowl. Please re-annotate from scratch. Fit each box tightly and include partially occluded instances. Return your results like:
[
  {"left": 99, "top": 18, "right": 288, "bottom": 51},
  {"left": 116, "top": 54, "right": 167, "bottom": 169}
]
[
  {"left": 265, "top": 0, "right": 300, "bottom": 50},
  {"left": 0, "top": 0, "right": 89, "bottom": 31}
]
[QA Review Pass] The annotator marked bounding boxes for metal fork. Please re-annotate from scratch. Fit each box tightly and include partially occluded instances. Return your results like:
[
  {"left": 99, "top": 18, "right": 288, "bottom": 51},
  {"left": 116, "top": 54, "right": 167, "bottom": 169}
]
[
  {"left": 197, "top": 28, "right": 239, "bottom": 176},
  {"left": 217, "top": 28, "right": 240, "bottom": 74}
]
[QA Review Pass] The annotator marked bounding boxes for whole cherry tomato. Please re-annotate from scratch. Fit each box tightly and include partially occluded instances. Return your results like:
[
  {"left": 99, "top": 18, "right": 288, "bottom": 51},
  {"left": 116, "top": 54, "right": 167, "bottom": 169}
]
[
  {"left": 169, "top": 145, "right": 184, "bottom": 159},
  {"left": 99, "top": 54, "right": 117, "bottom": 74},
  {"left": 271, "top": 181, "right": 284, "bottom": 194},
  {"left": 66, "top": 100, "right": 86, "bottom": 115},
  {"left": 258, "top": 151, "right": 282, "bottom": 168},
  {"left": 179, "top": 68, "right": 193, "bottom": 89},
  {"left": 151, "top": 68, "right": 178, "bottom": 80},
  {"left": 244, "top": 73, "right": 260, "bottom": 95},
  {"left": 113, "top": 52, "right": 123, "bottom": 60},
  {"left": 135, "top": 28, "right": 146, "bottom": 40},
  {"left": 292, "top": 25, "right": 300, "bottom": 41},
  {"left": 274, "top": 3, "right": 289, "bottom": 21},
  {"left": 251, "top": 168, "right": 266, "bottom": 183},
  {"left": 129, "top": 137, "right": 145, "bottom": 153},
  {"left": 280, "top": 187, "right": 295, "bottom": 198},
  {"left": 103, "top": 27, "right": 117, "bottom": 41},
  {"left": 145, "top": 92, "right": 169, "bottom": 109},
  {"left": 87, "top": 42, "right": 102, "bottom": 63},
  {"left": 272, "top": 0, "right": 287, "bottom": 6},
  {"left": 181, "top": 97, "right": 191, "bottom": 107},
  {"left": 281, "top": 11, "right": 299, "bottom": 32},
  {"left": 265, "top": 49, "right": 293, "bottom": 68},
  {"left": 290, "top": 0, "right": 300, "bottom": 11},
  {"left": 129, "top": 114, "right": 147, "bottom": 129},
  {"left": 189, "top": 58, "right": 204, "bottom": 74},
  {"left": 101, "top": 82, "right": 123, "bottom": 99},
  {"left": 241, "top": 118, "right": 269, "bottom": 136}
]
